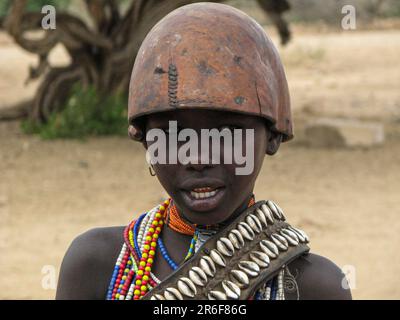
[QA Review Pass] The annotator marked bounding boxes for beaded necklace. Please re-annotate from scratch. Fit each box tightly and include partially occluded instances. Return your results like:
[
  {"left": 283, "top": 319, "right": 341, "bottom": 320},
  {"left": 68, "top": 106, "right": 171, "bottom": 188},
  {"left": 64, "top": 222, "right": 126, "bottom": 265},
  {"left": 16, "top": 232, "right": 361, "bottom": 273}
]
[
  {"left": 157, "top": 231, "right": 199, "bottom": 270},
  {"left": 107, "top": 199, "right": 196, "bottom": 300},
  {"left": 165, "top": 202, "right": 195, "bottom": 235},
  {"left": 106, "top": 196, "right": 284, "bottom": 300}
]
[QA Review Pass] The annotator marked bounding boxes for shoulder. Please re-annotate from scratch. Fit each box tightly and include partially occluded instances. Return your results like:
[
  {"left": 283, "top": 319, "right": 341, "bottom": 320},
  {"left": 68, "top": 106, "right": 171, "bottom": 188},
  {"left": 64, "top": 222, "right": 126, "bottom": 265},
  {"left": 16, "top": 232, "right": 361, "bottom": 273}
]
[
  {"left": 288, "top": 252, "right": 352, "bottom": 300},
  {"left": 56, "top": 226, "right": 125, "bottom": 300}
]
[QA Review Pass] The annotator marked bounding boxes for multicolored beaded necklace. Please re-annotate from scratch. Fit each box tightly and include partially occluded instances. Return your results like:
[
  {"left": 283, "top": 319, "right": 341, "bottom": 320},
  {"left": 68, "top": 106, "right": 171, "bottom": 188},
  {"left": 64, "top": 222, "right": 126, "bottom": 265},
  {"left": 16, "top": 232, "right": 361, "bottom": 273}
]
[{"left": 106, "top": 196, "right": 284, "bottom": 300}]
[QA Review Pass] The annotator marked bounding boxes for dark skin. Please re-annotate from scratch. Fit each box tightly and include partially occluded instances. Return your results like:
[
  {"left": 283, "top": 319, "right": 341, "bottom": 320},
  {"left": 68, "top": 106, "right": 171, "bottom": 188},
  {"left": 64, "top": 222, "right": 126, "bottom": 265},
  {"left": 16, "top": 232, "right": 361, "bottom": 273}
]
[{"left": 56, "top": 109, "right": 352, "bottom": 300}]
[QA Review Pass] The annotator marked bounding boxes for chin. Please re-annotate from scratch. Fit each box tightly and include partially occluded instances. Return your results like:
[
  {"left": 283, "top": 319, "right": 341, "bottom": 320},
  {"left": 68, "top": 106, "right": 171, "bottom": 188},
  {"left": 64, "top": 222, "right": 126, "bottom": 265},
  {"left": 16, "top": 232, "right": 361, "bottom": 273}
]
[{"left": 185, "top": 211, "right": 227, "bottom": 227}]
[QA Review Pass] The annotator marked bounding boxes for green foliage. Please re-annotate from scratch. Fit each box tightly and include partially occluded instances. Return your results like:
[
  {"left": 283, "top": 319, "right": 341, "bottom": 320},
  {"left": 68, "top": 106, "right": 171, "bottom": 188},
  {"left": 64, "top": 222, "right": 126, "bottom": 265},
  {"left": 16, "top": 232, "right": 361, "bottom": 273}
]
[
  {"left": 0, "top": 0, "right": 68, "bottom": 17},
  {"left": 0, "top": 0, "right": 12, "bottom": 16},
  {"left": 26, "top": 0, "right": 69, "bottom": 11},
  {"left": 21, "top": 85, "right": 128, "bottom": 139}
]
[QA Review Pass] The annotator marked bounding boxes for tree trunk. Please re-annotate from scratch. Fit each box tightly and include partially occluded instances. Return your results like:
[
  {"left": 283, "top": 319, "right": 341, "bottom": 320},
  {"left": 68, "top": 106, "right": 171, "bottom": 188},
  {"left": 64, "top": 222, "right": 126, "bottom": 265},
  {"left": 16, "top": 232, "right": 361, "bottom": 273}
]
[{"left": 1, "top": 0, "right": 291, "bottom": 123}]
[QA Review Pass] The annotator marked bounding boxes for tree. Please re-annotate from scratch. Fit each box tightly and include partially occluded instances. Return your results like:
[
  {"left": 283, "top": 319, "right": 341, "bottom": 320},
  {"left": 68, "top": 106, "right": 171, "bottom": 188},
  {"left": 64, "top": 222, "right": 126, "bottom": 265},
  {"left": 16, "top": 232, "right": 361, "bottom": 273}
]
[{"left": 0, "top": 0, "right": 291, "bottom": 123}]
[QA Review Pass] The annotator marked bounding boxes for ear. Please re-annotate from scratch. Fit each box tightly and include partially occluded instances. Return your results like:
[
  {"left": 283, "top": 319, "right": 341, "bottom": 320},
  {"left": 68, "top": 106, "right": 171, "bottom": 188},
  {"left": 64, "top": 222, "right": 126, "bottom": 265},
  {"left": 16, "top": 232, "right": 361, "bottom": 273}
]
[
  {"left": 128, "top": 124, "right": 148, "bottom": 149},
  {"left": 266, "top": 131, "right": 282, "bottom": 155}
]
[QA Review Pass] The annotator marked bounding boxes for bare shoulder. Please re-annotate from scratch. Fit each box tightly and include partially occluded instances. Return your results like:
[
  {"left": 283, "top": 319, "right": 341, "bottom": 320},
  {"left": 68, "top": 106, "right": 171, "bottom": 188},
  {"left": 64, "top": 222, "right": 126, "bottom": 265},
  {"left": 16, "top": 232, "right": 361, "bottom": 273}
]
[
  {"left": 56, "top": 226, "right": 125, "bottom": 300},
  {"left": 288, "top": 252, "right": 352, "bottom": 300}
]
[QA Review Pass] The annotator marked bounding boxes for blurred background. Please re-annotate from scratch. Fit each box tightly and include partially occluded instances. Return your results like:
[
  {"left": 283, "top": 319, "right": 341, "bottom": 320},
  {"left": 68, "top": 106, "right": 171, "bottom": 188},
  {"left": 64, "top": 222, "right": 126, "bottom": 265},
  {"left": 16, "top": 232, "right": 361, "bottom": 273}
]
[{"left": 0, "top": 0, "right": 399, "bottom": 299}]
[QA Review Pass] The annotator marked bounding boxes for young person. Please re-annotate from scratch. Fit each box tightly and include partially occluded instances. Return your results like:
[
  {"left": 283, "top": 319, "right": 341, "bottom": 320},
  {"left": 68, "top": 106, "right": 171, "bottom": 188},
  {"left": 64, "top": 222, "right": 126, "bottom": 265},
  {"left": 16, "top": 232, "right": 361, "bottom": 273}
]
[{"left": 56, "top": 3, "right": 351, "bottom": 300}]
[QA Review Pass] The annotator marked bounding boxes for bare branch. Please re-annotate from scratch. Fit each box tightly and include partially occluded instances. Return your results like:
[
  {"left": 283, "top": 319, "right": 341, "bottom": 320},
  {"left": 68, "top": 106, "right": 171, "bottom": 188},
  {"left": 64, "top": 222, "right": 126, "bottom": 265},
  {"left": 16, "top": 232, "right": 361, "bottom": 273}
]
[{"left": 3, "top": 0, "right": 27, "bottom": 36}]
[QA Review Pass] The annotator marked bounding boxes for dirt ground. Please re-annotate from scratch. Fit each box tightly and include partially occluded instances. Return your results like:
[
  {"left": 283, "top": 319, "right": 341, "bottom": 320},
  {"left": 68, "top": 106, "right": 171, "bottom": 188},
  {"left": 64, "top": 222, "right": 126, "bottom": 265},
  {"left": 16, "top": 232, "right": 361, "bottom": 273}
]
[{"left": 0, "top": 25, "right": 399, "bottom": 299}]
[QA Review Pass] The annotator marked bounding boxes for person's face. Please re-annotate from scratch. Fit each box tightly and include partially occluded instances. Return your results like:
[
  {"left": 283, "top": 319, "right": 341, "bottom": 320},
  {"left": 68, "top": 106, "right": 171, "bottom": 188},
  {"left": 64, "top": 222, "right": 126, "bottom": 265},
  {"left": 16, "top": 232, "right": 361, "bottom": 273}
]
[{"left": 145, "top": 109, "right": 278, "bottom": 226}]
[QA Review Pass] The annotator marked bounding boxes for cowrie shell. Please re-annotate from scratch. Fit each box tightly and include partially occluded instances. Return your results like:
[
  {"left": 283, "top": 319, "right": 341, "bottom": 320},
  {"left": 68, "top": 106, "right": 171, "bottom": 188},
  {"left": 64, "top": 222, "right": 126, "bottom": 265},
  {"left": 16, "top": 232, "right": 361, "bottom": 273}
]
[
  {"left": 150, "top": 294, "right": 165, "bottom": 300},
  {"left": 238, "top": 222, "right": 255, "bottom": 241},
  {"left": 199, "top": 256, "right": 216, "bottom": 277},
  {"left": 273, "top": 202, "right": 286, "bottom": 221},
  {"left": 164, "top": 287, "right": 183, "bottom": 300},
  {"left": 267, "top": 200, "right": 282, "bottom": 220},
  {"left": 189, "top": 267, "right": 208, "bottom": 286},
  {"left": 238, "top": 260, "right": 260, "bottom": 277},
  {"left": 217, "top": 237, "right": 235, "bottom": 256},
  {"left": 255, "top": 208, "right": 268, "bottom": 227},
  {"left": 271, "top": 233, "right": 288, "bottom": 251},
  {"left": 250, "top": 250, "right": 270, "bottom": 268},
  {"left": 261, "top": 204, "right": 274, "bottom": 223},
  {"left": 177, "top": 277, "right": 197, "bottom": 298},
  {"left": 210, "top": 249, "right": 226, "bottom": 267},
  {"left": 222, "top": 280, "right": 241, "bottom": 300},
  {"left": 230, "top": 269, "right": 249, "bottom": 288},
  {"left": 291, "top": 227, "right": 309, "bottom": 243},
  {"left": 280, "top": 229, "right": 299, "bottom": 246},
  {"left": 228, "top": 229, "right": 245, "bottom": 249},
  {"left": 208, "top": 290, "right": 227, "bottom": 300},
  {"left": 260, "top": 239, "right": 279, "bottom": 258},
  {"left": 246, "top": 214, "right": 262, "bottom": 233}
]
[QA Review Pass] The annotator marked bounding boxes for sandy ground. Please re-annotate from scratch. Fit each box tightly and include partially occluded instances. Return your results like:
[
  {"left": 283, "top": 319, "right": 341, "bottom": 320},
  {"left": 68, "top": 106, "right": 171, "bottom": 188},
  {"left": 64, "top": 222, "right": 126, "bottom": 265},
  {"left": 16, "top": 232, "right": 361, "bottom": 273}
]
[{"left": 0, "top": 25, "right": 400, "bottom": 299}]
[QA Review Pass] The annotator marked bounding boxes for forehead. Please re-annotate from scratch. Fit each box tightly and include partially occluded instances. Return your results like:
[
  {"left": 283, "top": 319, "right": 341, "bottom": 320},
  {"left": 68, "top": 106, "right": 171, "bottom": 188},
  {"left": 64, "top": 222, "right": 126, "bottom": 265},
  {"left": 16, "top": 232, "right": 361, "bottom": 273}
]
[{"left": 145, "top": 109, "right": 265, "bottom": 128}]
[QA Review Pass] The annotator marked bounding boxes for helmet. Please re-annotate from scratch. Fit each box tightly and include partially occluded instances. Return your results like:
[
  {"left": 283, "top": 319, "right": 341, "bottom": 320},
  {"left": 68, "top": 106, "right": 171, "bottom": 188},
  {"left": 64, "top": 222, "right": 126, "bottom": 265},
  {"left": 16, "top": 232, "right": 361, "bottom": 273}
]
[{"left": 128, "top": 2, "right": 292, "bottom": 142}]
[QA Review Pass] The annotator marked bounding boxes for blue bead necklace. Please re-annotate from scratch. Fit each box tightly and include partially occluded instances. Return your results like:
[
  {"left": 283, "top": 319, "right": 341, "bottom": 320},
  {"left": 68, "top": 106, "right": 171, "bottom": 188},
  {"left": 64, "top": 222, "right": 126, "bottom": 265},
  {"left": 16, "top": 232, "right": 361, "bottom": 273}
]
[{"left": 157, "top": 231, "right": 198, "bottom": 270}]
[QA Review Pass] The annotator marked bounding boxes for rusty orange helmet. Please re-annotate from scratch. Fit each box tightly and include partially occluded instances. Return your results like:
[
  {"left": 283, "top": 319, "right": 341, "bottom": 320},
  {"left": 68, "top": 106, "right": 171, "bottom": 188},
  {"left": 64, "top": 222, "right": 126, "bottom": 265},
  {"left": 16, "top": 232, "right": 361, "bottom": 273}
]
[{"left": 128, "top": 2, "right": 292, "bottom": 142}]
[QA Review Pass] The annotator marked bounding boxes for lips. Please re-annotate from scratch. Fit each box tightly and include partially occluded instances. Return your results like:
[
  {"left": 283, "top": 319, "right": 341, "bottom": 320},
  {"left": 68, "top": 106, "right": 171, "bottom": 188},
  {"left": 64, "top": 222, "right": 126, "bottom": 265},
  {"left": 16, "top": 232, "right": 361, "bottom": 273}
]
[
  {"left": 180, "top": 179, "right": 226, "bottom": 212},
  {"left": 190, "top": 187, "right": 219, "bottom": 199}
]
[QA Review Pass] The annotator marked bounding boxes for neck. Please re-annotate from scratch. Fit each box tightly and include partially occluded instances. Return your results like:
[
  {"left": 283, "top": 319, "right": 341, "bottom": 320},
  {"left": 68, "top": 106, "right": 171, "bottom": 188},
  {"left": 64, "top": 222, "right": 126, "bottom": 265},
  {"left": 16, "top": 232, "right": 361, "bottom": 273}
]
[
  {"left": 198, "top": 193, "right": 255, "bottom": 230},
  {"left": 169, "top": 193, "right": 255, "bottom": 233}
]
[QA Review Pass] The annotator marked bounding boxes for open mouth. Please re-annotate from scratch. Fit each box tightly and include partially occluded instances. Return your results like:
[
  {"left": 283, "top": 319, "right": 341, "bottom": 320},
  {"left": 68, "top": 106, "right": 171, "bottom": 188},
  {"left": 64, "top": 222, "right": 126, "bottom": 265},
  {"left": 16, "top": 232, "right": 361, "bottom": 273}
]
[
  {"left": 189, "top": 187, "right": 221, "bottom": 199},
  {"left": 180, "top": 181, "right": 226, "bottom": 212}
]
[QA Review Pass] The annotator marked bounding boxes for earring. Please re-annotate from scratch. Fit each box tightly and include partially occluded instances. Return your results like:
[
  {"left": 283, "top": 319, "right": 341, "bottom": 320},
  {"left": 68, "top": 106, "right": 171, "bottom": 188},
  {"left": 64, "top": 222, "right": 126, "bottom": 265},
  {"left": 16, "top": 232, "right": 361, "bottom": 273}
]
[{"left": 149, "top": 165, "right": 156, "bottom": 176}]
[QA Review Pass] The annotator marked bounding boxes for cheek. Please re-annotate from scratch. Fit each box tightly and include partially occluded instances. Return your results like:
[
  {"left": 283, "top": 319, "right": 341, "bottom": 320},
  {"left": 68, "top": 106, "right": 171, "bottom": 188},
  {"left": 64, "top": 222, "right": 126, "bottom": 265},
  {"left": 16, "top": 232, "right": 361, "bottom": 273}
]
[
  {"left": 231, "top": 129, "right": 266, "bottom": 174},
  {"left": 254, "top": 135, "right": 267, "bottom": 168},
  {"left": 153, "top": 163, "right": 180, "bottom": 194}
]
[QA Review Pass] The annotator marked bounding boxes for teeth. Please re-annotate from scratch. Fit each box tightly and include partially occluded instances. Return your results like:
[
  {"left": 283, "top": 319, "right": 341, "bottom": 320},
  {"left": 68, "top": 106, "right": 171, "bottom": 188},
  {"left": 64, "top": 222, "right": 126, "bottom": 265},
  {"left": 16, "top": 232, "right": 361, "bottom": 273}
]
[
  {"left": 190, "top": 189, "right": 218, "bottom": 199},
  {"left": 193, "top": 187, "right": 215, "bottom": 192}
]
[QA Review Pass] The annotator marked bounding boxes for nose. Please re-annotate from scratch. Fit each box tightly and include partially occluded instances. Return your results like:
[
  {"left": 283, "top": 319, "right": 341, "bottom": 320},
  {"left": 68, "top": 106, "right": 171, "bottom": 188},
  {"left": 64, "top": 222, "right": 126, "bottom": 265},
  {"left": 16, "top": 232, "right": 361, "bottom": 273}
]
[
  {"left": 181, "top": 144, "right": 215, "bottom": 172},
  {"left": 186, "top": 161, "right": 214, "bottom": 172}
]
